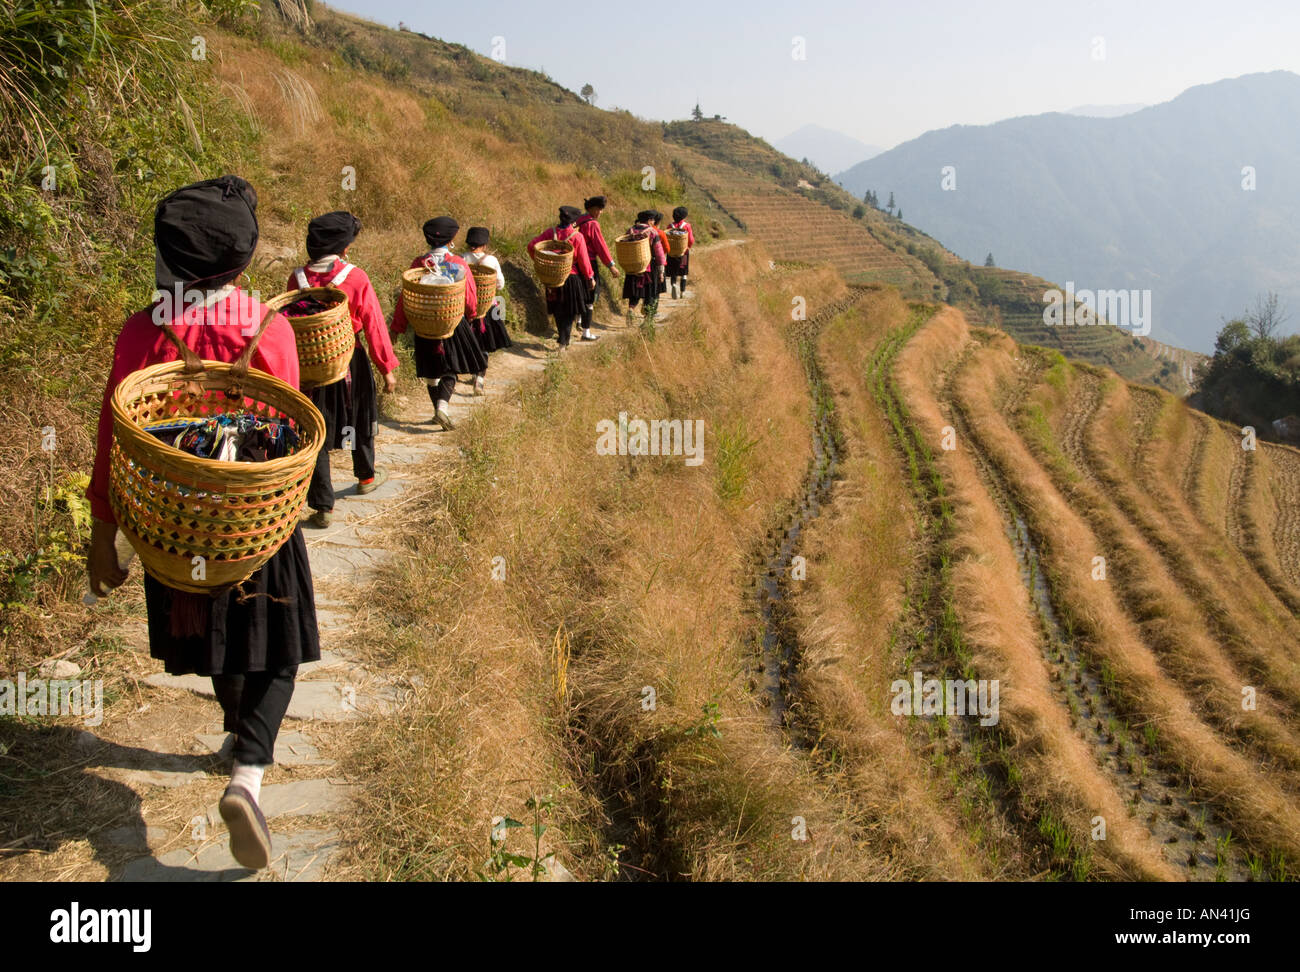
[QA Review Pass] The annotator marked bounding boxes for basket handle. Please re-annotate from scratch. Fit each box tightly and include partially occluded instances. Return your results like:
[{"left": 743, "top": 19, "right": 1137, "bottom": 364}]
[
  {"left": 159, "top": 322, "right": 207, "bottom": 375},
  {"left": 226, "top": 306, "right": 279, "bottom": 399},
  {"left": 158, "top": 304, "right": 277, "bottom": 397}
]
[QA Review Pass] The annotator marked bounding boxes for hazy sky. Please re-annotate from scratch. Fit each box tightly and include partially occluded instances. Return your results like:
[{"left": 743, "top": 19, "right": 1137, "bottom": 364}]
[{"left": 324, "top": 0, "right": 1300, "bottom": 149}]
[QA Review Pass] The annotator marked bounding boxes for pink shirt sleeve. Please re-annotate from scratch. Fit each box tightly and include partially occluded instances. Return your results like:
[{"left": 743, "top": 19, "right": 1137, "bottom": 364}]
[
  {"left": 348, "top": 270, "right": 399, "bottom": 374},
  {"left": 571, "top": 233, "right": 593, "bottom": 279}
]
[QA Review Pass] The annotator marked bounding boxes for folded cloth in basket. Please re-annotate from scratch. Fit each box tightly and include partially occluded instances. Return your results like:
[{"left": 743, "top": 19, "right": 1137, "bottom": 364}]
[{"left": 146, "top": 414, "right": 301, "bottom": 462}]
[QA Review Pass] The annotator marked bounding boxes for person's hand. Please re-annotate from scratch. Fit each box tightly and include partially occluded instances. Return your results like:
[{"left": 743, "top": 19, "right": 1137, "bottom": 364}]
[
  {"left": 382, "top": 369, "right": 398, "bottom": 394},
  {"left": 87, "top": 519, "right": 127, "bottom": 597},
  {"left": 609, "top": 265, "right": 620, "bottom": 277}
]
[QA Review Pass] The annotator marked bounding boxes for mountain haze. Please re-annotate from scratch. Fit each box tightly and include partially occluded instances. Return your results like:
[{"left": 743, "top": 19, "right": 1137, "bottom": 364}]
[
  {"left": 774, "top": 123, "right": 882, "bottom": 175},
  {"left": 837, "top": 72, "right": 1300, "bottom": 351}
]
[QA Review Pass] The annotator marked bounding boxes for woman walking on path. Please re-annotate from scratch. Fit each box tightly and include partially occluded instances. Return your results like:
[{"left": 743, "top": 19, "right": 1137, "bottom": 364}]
[
  {"left": 621, "top": 209, "right": 666, "bottom": 324},
  {"left": 390, "top": 216, "right": 486, "bottom": 430},
  {"left": 86, "top": 175, "right": 318, "bottom": 872},
  {"left": 463, "top": 225, "right": 511, "bottom": 396},
  {"left": 665, "top": 205, "right": 695, "bottom": 300},
  {"left": 649, "top": 211, "right": 670, "bottom": 301},
  {"left": 575, "top": 196, "right": 619, "bottom": 338},
  {"left": 527, "top": 205, "right": 595, "bottom": 351},
  {"left": 291, "top": 211, "right": 400, "bottom": 529}
]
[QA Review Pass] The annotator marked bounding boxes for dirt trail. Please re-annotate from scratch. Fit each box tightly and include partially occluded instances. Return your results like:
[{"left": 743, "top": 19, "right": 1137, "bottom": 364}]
[{"left": 3, "top": 250, "right": 725, "bottom": 883}]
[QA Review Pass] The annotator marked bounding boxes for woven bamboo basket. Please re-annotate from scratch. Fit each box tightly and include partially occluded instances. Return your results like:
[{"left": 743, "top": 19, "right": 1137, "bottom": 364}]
[
  {"left": 469, "top": 264, "right": 499, "bottom": 319},
  {"left": 265, "top": 286, "right": 354, "bottom": 389},
  {"left": 615, "top": 233, "right": 652, "bottom": 274},
  {"left": 108, "top": 312, "right": 325, "bottom": 595},
  {"left": 401, "top": 267, "right": 466, "bottom": 340},
  {"left": 531, "top": 239, "right": 573, "bottom": 288},
  {"left": 666, "top": 230, "right": 689, "bottom": 258}
]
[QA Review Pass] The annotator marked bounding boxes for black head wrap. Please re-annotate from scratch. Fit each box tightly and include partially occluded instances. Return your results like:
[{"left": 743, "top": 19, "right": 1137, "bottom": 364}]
[
  {"left": 558, "top": 205, "right": 582, "bottom": 227},
  {"left": 672, "top": 206, "right": 688, "bottom": 221},
  {"left": 649, "top": 210, "right": 663, "bottom": 224},
  {"left": 466, "top": 226, "right": 490, "bottom": 248},
  {"left": 423, "top": 216, "right": 459, "bottom": 248},
  {"left": 306, "top": 211, "right": 361, "bottom": 261},
  {"left": 584, "top": 195, "right": 607, "bottom": 211},
  {"left": 635, "top": 209, "right": 655, "bottom": 223},
  {"left": 154, "top": 174, "right": 259, "bottom": 289}
]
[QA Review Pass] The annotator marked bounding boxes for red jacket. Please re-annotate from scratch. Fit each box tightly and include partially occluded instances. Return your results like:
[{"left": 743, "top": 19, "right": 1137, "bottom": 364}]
[
  {"left": 88, "top": 288, "right": 299, "bottom": 524},
  {"left": 574, "top": 214, "right": 614, "bottom": 268},
  {"left": 528, "top": 225, "right": 593, "bottom": 280},
  {"left": 391, "top": 250, "right": 477, "bottom": 336},
  {"left": 286, "top": 259, "right": 398, "bottom": 375},
  {"left": 670, "top": 219, "right": 695, "bottom": 250}
]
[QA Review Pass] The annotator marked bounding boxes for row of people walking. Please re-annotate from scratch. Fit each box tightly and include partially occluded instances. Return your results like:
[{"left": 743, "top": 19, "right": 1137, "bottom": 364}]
[
  {"left": 84, "top": 176, "right": 694, "bottom": 870},
  {"left": 527, "top": 198, "right": 695, "bottom": 350}
]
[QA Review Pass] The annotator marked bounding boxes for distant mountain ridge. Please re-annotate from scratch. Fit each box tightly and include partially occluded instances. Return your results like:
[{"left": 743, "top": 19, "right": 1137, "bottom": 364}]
[
  {"left": 1065, "top": 103, "right": 1147, "bottom": 118},
  {"left": 774, "top": 123, "right": 882, "bottom": 176},
  {"left": 836, "top": 72, "right": 1300, "bottom": 351}
]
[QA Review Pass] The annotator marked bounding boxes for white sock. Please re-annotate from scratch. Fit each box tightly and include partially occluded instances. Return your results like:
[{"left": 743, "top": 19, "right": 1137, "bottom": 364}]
[
  {"left": 230, "top": 762, "right": 265, "bottom": 803},
  {"left": 584, "top": 329, "right": 594, "bottom": 338}
]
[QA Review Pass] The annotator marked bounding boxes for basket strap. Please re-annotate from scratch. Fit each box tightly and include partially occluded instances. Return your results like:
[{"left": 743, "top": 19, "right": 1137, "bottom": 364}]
[
  {"left": 329, "top": 262, "right": 355, "bottom": 286},
  {"left": 159, "top": 323, "right": 206, "bottom": 375},
  {"left": 294, "top": 267, "right": 310, "bottom": 290},
  {"left": 224, "top": 306, "right": 279, "bottom": 399}
]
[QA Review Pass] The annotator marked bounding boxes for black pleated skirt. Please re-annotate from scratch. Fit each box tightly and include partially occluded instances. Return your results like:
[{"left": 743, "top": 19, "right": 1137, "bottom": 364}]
[
  {"left": 413, "top": 317, "right": 488, "bottom": 377},
  {"left": 308, "top": 341, "right": 377, "bottom": 448},
  {"left": 546, "top": 274, "right": 589, "bottom": 320},
  {"left": 666, "top": 251, "right": 690, "bottom": 277},
  {"left": 144, "top": 528, "right": 319, "bottom": 676},
  {"left": 472, "top": 310, "right": 513, "bottom": 353},
  {"left": 622, "top": 268, "right": 658, "bottom": 303}
]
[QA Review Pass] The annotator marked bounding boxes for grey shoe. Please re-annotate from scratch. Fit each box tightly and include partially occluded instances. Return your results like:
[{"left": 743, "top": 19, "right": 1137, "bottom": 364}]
[
  {"left": 436, "top": 406, "right": 456, "bottom": 431},
  {"left": 356, "top": 468, "right": 389, "bottom": 495},
  {"left": 219, "top": 785, "right": 271, "bottom": 870},
  {"left": 306, "top": 509, "right": 332, "bottom": 529}
]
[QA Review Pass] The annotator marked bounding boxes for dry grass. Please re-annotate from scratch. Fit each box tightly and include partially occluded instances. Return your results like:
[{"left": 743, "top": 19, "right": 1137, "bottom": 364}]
[
  {"left": 210, "top": 34, "right": 691, "bottom": 314},
  {"left": 1142, "top": 398, "right": 1300, "bottom": 638},
  {"left": 895, "top": 312, "right": 1175, "bottom": 880},
  {"left": 791, "top": 290, "right": 998, "bottom": 879},
  {"left": 1076, "top": 379, "right": 1300, "bottom": 724},
  {"left": 1008, "top": 363, "right": 1300, "bottom": 778},
  {"left": 335, "top": 246, "right": 891, "bottom": 880},
  {"left": 949, "top": 338, "right": 1300, "bottom": 863}
]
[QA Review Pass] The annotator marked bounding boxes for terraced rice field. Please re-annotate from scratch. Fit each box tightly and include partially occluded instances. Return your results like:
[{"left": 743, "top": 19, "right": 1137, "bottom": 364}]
[
  {"left": 673, "top": 149, "right": 940, "bottom": 297},
  {"left": 841, "top": 309, "right": 1300, "bottom": 879},
  {"left": 965, "top": 268, "right": 1179, "bottom": 388}
]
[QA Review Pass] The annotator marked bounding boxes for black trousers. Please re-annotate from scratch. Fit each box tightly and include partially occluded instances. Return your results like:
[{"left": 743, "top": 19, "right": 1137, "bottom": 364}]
[
  {"left": 427, "top": 376, "right": 456, "bottom": 407},
  {"left": 211, "top": 666, "right": 298, "bottom": 766},
  {"left": 307, "top": 425, "right": 375, "bottom": 512},
  {"left": 555, "top": 310, "right": 579, "bottom": 347}
]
